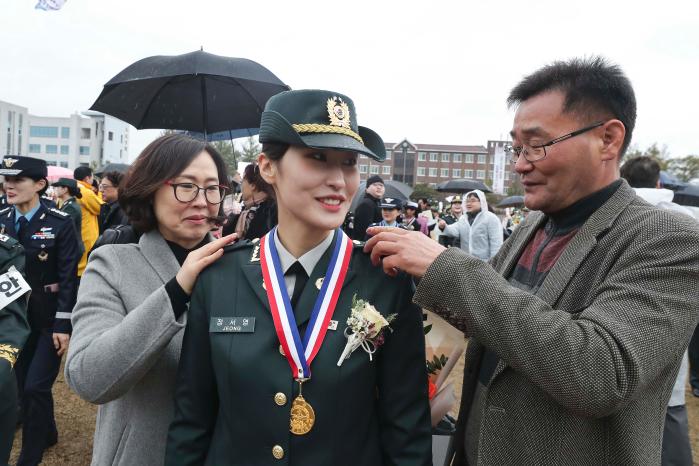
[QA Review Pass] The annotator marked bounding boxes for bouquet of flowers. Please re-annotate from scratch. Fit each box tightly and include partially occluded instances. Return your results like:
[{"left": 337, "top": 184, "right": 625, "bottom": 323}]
[{"left": 337, "top": 295, "right": 396, "bottom": 366}]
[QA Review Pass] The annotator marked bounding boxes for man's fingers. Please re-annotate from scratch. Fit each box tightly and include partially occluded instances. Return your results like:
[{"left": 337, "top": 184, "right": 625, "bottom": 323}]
[
  {"left": 368, "top": 240, "right": 402, "bottom": 267},
  {"left": 53, "top": 334, "right": 60, "bottom": 350}
]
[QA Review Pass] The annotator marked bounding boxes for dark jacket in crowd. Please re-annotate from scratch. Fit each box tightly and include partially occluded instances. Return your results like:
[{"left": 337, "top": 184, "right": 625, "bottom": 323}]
[
  {"left": 352, "top": 193, "right": 382, "bottom": 240},
  {"left": 222, "top": 200, "right": 277, "bottom": 241},
  {"left": 99, "top": 201, "right": 129, "bottom": 234}
]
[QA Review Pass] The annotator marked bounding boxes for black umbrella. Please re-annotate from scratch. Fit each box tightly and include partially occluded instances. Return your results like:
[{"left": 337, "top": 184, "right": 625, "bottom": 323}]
[
  {"left": 673, "top": 184, "right": 699, "bottom": 207},
  {"left": 95, "top": 163, "right": 130, "bottom": 176},
  {"left": 181, "top": 127, "right": 259, "bottom": 142},
  {"left": 436, "top": 179, "right": 492, "bottom": 194},
  {"left": 496, "top": 195, "right": 525, "bottom": 208},
  {"left": 90, "top": 50, "right": 289, "bottom": 135},
  {"left": 351, "top": 180, "right": 413, "bottom": 211},
  {"left": 659, "top": 170, "right": 686, "bottom": 190}
]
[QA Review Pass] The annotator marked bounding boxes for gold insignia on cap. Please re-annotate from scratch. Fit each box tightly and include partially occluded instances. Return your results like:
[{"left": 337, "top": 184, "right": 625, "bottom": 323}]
[
  {"left": 327, "top": 97, "right": 351, "bottom": 129},
  {"left": 3, "top": 158, "right": 18, "bottom": 168}
]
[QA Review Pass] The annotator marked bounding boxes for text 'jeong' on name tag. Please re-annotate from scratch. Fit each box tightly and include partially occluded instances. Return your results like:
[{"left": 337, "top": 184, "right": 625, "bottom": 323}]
[{"left": 210, "top": 317, "right": 256, "bottom": 333}]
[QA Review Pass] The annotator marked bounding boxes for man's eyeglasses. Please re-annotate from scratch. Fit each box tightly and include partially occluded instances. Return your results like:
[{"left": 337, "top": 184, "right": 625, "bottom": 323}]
[
  {"left": 98, "top": 184, "right": 115, "bottom": 191},
  {"left": 165, "top": 181, "right": 230, "bottom": 205},
  {"left": 505, "top": 121, "right": 606, "bottom": 163}
]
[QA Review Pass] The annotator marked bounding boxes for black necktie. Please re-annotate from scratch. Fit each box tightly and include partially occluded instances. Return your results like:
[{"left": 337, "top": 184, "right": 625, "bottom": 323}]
[
  {"left": 17, "top": 217, "right": 28, "bottom": 240},
  {"left": 287, "top": 261, "right": 308, "bottom": 309}
]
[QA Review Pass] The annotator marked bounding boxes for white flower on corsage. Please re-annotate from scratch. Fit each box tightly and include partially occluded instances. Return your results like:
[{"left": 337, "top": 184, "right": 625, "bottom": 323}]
[{"left": 337, "top": 295, "right": 397, "bottom": 366}]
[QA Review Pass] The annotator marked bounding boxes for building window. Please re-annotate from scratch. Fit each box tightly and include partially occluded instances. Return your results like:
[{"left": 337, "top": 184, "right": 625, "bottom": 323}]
[
  {"left": 59, "top": 161, "right": 69, "bottom": 168},
  {"left": 505, "top": 171, "right": 511, "bottom": 180},
  {"left": 453, "top": 153, "right": 462, "bottom": 162},
  {"left": 60, "top": 145, "right": 69, "bottom": 155},
  {"left": 382, "top": 166, "right": 391, "bottom": 175},
  {"left": 108, "top": 131, "right": 114, "bottom": 141},
  {"left": 46, "top": 145, "right": 58, "bottom": 154},
  {"left": 429, "top": 152, "right": 438, "bottom": 162},
  {"left": 478, "top": 154, "right": 486, "bottom": 164},
  {"left": 359, "top": 154, "right": 367, "bottom": 159},
  {"left": 477, "top": 170, "right": 485, "bottom": 179},
  {"left": 428, "top": 168, "right": 437, "bottom": 177},
  {"left": 440, "top": 168, "right": 449, "bottom": 177},
  {"left": 370, "top": 165, "right": 379, "bottom": 174},
  {"left": 46, "top": 160, "right": 57, "bottom": 166},
  {"left": 359, "top": 164, "right": 368, "bottom": 174},
  {"left": 30, "top": 126, "right": 58, "bottom": 138},
  {"left": 79, "top": 146, "right": 90, "bottom": 155},
  {"left": 465, "top": 169, "right": 473, "bottom": 178},
  {"left": 29, "top": 144, "right": 41, "bottom": 153},
  {"left": 61, "top": 127, "right": 70, "bottom": 139},
  {"left": 441, "top": 153, "right": 450, "bottom": 162},
  {"left": 465, "top": 153, "right": 474, "bottom": 163},
  {"left": 452, "top": 168, "right": 461, "bottom": 178},
  {"left": 385, "top": 150, "right": 391, "bottom": 160},
  {"left": 417, "top": 167, "right": 426, "bottom": 176},
  {"left": 418, "top": 152, "right": 426, "bottom": 161},
  {"left": 81, "top": 128, "right": 91, "bottom": 139}
]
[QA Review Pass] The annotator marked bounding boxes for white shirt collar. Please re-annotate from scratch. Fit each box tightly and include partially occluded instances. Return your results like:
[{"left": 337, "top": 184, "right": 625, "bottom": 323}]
[{"left": 273, "top": 229, "right": 335, "bottom": 276}]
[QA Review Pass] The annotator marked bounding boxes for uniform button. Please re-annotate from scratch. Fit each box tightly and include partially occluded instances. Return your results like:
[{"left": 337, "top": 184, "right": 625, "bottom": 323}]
[
  {"left": 279, "top": 345, "right": 285, "bottom": 356},
  {"left": 272, "top": 445, "right": 284, "bottom": 460},
  {"left": 274, "top": 392, "right": 287, "bottom": 406}
]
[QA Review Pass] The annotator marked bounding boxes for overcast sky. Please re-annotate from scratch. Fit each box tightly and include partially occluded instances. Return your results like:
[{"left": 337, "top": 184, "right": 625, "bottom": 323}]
[{"left": 2, "top": 0, "right": 697, "bottom": 161}]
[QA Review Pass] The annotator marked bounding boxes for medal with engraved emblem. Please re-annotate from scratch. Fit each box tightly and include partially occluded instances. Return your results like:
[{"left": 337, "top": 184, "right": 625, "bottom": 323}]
[{"left": 260, "top": 227, "right": 353, "bottom": 435}]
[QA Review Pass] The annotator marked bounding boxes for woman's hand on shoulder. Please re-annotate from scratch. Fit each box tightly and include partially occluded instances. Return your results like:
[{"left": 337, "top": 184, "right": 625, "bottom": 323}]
[{"left": 176, "top": 234, "right": 237, "bottom": 295}]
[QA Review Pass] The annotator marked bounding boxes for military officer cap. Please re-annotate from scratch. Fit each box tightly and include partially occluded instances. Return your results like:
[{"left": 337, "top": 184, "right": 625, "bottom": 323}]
[
  {"left": 405, "top": 201, "right": 419, "bottom": 210},
  {"left": 51, "top": 177, "right": 82, "bottom": 198},
  {"left": 0, "top": 155, "right": 47, "bottom": 179},
  {"left": 259, "top": 89, "right": 386, "bottom": 161},
  {"left": 451, "top": 196, "right": 462, "bottom": 204},
  {"left": 379, "top": 197, "right": 402, "bottom": 210}
]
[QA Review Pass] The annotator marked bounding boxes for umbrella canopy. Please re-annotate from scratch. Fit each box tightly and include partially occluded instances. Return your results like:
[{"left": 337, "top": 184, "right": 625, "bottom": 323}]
[
  {"left": 659, "top": 170, "right": 686, "bottom": 190},
  {"left": 181, "top": 128, "right": 259, "bottom": 142},
  {"left": 90, "top": 50, "right": 289, "bottom": 134},
  {"left": 351, "top": 180, "right": 413, "bottom": 211},
  {"left": 46, "top": 165, "right": 73, "bottom": 182},
  {"left": 95, "top": 163, "right": 130, "bottom": 177},
  {"left": 436, "top": 179, "right": 492, "bottom": 194},
  {"left": 673, "top": 184, "right": 699, "bottom": 207},
  {"left": 496, "top": 195, "right": 525, "bottom": 208}
]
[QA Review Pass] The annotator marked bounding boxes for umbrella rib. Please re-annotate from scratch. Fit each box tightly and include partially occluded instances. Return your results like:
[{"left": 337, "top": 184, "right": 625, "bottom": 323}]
[{"left": 135, "top": 75, "right": 180, "bottom": 129}]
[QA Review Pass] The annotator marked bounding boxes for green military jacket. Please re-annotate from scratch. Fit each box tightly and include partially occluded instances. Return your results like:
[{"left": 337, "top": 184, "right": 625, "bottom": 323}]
[
  {"left": 166, "top": 232, "right": 432, "bottom": 466},
  {"left": 0, "top": 233, "right": 30, "bottom": 464},
  {"left": 59, "top": 197, "right": 83, "bottom": 251}
]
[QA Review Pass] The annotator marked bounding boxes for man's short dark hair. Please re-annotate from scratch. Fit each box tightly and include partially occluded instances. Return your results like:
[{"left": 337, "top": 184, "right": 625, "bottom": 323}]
[
  {"left": 507, "top": 56, "right": 637, "bottom": 157},
  {"left": 120, "top": 134, "right": 229, "bottom": 232},
  {"left": 620, "top": 156, "right": 660, "bottom": 188},
  {"left": 102, "top": 170, "right": 125, "bottom": 189},
  {"left": 74, "top": 166, "right": 92, "bottom": 181}
]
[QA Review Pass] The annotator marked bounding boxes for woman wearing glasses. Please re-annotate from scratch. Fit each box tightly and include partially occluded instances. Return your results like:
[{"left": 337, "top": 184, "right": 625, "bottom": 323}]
[{"left": 65, "top": 134, "right": 236, "bottom": 466}]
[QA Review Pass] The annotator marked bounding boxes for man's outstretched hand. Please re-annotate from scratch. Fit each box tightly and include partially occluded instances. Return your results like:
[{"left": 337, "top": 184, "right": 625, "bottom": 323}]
[{"left": 363, "top": 227, "right": 446, "bottom": 278}]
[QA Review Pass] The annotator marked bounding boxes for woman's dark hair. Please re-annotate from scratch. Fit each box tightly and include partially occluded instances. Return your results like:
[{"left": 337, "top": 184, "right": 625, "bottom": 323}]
[
  {"left": 261, "top": 142, "right": 290, "bottom": 161},
  {"left": 119, "top": 134, "right": 229, "bottom": 232},
  {"left": 102, "top": 170, "right": 125, "bottom": 188},
  {"left": 243, "top": 163, "right": 275, "bottom": 199}
]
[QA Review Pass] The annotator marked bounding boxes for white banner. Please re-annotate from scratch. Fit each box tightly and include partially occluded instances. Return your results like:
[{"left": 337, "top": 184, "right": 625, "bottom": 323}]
[
  {"left": 0, "top": 266, "right": 31, "bottom": 311},
  {"left": 492, "top": 145, "right": 506, "bottom": 195}
]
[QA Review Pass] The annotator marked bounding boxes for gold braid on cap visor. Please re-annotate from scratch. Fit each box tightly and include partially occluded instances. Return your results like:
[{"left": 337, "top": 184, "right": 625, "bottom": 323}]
[
  {"left": 292, "top": 123, "right": 364, "bottom": 144},
  {"left": 0, "top": 343, "right": 19, "bottom": 368}
]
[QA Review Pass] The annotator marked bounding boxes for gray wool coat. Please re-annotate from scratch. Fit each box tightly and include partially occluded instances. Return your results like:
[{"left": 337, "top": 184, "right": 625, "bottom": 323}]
[
  {"left": 416, "top": 180, "right": 699, "bottom": 466},
  {"left": 65, "top": 231, "right": 187, "bottom": 466}
]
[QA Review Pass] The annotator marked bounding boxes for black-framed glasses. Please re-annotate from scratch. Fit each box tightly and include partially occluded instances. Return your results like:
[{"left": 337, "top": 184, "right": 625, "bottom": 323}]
[
  {"left": 505, "top": 121, "right": 606, "bottom": 163},
  {"left": 164, "top": 181, "right": 230, "bottom": 204}
]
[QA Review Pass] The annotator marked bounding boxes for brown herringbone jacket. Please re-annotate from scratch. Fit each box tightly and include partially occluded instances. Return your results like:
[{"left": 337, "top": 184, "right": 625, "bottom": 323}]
[{"left": 414, "top": 181, "right": 699, "bottom": 466}]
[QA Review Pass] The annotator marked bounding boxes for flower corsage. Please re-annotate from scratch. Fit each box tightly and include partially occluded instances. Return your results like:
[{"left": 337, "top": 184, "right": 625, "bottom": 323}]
[{"left": 337, "top": 295, "right": 396, "bottom": 366}]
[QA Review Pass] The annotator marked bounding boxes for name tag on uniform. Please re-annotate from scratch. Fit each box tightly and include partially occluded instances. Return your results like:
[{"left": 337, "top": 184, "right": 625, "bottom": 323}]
[
  {"left": 0, "top": 266, "right": 31, "bottom": 310},
  {"left": 209, "top": 317, "right": 255, "bottom": 333}
]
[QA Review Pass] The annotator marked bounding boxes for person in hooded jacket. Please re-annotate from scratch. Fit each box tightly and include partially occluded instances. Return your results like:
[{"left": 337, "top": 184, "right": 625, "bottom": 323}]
[{"left": 438, "top": 189, "right": 503, "bottom": 260}]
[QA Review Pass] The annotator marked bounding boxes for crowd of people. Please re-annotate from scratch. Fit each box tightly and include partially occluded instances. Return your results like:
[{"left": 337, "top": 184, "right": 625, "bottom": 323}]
[{"left": 0, "top": 56, "right": 697, "bottom": 466}]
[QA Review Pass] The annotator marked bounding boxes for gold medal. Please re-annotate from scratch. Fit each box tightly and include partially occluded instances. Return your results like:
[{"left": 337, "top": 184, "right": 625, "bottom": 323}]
[{"left": 289, "top": 380, "right": 315, "bottom": 435}]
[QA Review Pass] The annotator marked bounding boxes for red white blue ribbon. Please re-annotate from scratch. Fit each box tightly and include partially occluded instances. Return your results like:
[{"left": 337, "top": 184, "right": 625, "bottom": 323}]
[{"left": 260, "top": 227, "right": 353, "bottom": 380}]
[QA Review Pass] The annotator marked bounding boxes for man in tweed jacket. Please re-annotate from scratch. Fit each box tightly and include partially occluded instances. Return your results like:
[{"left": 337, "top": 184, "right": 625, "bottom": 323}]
[{"left": 365, "top": 57, "right": 699, "bottom": 466}]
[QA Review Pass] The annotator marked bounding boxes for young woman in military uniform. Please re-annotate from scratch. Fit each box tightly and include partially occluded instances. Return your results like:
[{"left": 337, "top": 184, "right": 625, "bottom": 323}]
[
  {"left": 166, "top": 90, "right": 432, "bottom": 465},
  {"left": 0, "top": 156, "right": 80, "bottom": 466}
]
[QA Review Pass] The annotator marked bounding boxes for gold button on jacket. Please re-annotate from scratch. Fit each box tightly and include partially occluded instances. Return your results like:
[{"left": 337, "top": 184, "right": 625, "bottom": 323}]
[
  {"left": 272, "top": 445, "right": 284, "bottom": 460},
  {"left": 274, "top": 392, "right": 287, "bottom": 406}
]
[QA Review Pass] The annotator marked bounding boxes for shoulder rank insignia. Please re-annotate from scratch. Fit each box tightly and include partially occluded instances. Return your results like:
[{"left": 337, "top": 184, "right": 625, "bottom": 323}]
[
  {"left": 0, "top": 344, "right": 20, "bottom": 368},
  {"left": 48, "top": 208, "right": 69, "bottom": 218},
  {"left": 327, "top": 96, "right": 351, "bottom": 128},
  {"left": 250, "top": 243, "right": 260, "bottom": 262}
]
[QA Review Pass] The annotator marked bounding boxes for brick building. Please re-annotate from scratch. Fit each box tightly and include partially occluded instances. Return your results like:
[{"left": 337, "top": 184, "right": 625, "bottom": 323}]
[{"left": 358, "top": 138, "right": 517, "bottom": 193}]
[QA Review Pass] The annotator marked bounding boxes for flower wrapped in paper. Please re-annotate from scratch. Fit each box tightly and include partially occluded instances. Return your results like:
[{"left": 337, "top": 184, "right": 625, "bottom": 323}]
[{"left": 337, "top": 295, "right": 396, "bottom": 366}]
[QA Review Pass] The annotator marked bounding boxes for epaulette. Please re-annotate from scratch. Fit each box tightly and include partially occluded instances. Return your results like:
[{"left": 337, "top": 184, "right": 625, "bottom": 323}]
[
  {"left": 351, "top": 239, "right": 365, "bottom": 248},
  {"left": 47, "top": 207, "right": 70, "bottom": 219},
  {"left": 0, "top": 233, "right": 19, "bottom": 249},
  {"left": 0, "top": 206, "right": 11, "bottom": 215},
  {"left": 223, "top": 238, "right": 256, "bottom": 255}
]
